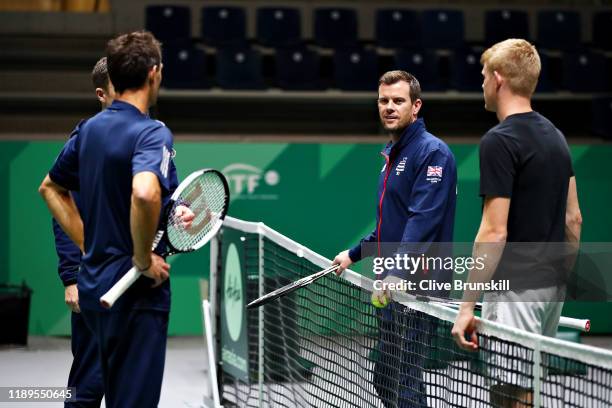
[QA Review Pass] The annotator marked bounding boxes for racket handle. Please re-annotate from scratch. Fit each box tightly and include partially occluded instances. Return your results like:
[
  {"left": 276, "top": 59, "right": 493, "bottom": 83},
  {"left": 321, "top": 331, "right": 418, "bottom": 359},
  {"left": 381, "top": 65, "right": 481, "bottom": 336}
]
[
  {"left": 559, "top": 316, "right": 591, "bottom": 332},
  {"left": 100, "top": 267, "right": 141, "bottom": 309}
]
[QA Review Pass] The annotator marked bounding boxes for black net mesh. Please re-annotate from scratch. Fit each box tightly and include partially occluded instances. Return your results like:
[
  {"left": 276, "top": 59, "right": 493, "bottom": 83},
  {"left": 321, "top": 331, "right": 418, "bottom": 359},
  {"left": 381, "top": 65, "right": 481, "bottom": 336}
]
[{"left": 216, "top": 227, "right": 612, "bottom": 408}]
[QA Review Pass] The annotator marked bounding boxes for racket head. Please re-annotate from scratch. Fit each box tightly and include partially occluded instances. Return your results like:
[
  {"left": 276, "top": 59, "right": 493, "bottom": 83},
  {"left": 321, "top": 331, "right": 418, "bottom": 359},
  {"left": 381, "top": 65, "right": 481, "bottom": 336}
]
[
  {"left": 246, "top": 265, "right": 338, "bottom": 309},
  {"left": 165, "top": 169, "right": 229, "bottom": 253}
]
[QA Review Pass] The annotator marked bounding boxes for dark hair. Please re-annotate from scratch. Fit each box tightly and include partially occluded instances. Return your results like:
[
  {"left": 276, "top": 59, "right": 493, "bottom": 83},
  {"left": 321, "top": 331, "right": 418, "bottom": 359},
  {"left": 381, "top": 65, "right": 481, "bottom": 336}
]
[
  {"left": 378, "top": 70, "right": 421, "bottom": 102},
  {"left": 91, "top": 57, "right": 109, "bottom": 91},
  {"left": 106, "top": 31, "right": 161, "bottom": 93}
]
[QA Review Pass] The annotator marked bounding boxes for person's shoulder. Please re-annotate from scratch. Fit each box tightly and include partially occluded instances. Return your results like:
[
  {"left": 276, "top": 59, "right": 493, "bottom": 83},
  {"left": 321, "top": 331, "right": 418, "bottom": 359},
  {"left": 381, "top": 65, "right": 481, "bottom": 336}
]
[
  {"left": 139, "top": 117, "right": 169, "bottom": 134},
  {"left": 137, "top": 117, "right": 173, "bottom": 144},
  {"left": 481, "top": 123, "right": 511, "bottom": 145},
  {"left": 418, "top": 131, "right": 453, "bottom": 157},
  {"left": 532, "top": 112, "right": 564, "bottom": 137},
  {"left": 67, "top": 118, "right": 89, "bottom": 139}
]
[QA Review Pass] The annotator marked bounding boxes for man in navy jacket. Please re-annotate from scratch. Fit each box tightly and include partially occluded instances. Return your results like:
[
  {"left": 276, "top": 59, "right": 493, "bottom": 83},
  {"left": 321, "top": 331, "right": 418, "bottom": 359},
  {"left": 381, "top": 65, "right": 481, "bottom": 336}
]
[
  {"left": 53, "top": 57, "right": 114, "bottom": 407},
  {"left": 40, "top": 32, "right": 178, "bottom": 407},
  {"left": 333, "top": 70, "right": 457, "bottom": 407}
]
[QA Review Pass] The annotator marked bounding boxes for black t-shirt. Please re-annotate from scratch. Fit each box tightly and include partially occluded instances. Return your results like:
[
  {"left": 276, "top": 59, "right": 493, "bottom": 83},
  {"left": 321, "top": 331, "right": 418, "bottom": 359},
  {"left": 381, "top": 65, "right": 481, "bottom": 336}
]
[{"left": 479, "top": 111, "right": 574, "bottom": 289}]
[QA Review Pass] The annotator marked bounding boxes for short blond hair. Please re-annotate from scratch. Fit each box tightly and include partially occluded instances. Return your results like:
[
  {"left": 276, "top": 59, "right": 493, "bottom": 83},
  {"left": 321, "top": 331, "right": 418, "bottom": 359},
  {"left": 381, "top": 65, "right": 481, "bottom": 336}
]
[{"left": 481, "top": 39, "right": 541, "bottom": 97}]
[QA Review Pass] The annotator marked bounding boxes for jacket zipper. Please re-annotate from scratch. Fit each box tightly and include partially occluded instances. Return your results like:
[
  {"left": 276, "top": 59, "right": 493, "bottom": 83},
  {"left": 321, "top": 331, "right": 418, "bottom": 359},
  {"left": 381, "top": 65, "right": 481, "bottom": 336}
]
[{"left": 377, "top": 154, "right": 393, "bottom": 257}]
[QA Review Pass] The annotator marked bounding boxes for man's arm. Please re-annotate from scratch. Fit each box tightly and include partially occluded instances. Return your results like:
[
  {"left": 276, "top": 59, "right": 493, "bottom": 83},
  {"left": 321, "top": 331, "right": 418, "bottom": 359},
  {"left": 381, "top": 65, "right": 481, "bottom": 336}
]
[
  {"left": 452, "top": 196, "right": 509, "bottom": 350},
  {"left": 130, "top": 171, "right": 170, "bottom": 287},
  {"left": 130, "top": 125, "right": 175, "bottom": 285},
  {"left": 333, "top": 229, "right": 376, "bottom": 274},
  {"left": 39, "top": 175, "right": 84, "bottom": 252},
  {"left": 565, "top": 176, "right": 582, "bottom": 243},
  {"left": 131, "top": 171, "right": 161, "bottom": 269},
  {"left": 53, "top": 218, "right": 82, "bottom": 312},
  {"left": 564, "top": 176, "right": 582, "bottom": 272}
]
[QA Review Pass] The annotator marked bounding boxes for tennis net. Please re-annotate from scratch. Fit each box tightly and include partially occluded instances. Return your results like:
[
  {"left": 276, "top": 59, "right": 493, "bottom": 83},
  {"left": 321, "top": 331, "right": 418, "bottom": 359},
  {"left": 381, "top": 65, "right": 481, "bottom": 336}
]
[{"left": 208, "top": 217, "right": 612, "bottom": 407}]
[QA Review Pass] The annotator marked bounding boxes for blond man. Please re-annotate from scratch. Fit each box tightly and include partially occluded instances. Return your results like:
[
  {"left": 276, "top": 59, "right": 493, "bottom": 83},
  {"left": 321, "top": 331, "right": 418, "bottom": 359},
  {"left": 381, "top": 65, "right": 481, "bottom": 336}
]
[{"left": 451, "top": 39, "right": 582, "bottom": 406}]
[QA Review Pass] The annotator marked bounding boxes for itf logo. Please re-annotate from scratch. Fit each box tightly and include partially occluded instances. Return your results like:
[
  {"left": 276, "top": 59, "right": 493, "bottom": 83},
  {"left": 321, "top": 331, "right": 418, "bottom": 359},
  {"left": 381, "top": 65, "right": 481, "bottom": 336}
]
[{"left": 222, "top": 163, "right": 280, "bottom": 200}]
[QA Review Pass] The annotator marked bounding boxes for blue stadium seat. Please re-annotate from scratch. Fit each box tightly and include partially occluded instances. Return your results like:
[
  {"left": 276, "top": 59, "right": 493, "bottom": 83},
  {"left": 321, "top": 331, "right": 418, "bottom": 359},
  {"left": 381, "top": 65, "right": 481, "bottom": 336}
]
[
  {"left": 593, "top": 11, "right": 612, "bottom": 51},
  {"left": 201, "top": 6, "right": 246, "bottom": 47},
  {"left": 535, "top": 52, "right": 554, "bottom": 93},
  {"left": 422, "top": 9, "right": 465, "bottom": 49},
  {"left": 275, "top": 47, "right": 321, "bottom": 90},
  {"left": 375, "top": 9, "right": 421, "bottom": 49},
  {"left": 257, "top": 7, "right": 301, "bottom": 47},
  {"left": 591, "top": 97, "right": 612, "bottom": 139},
  {"left": 145, "top": 5, "right": 191, "bottom": 42},
  {"left": 562, "top": 51, "right": 607, "bottom": 93},
  {"left": 449, "top": 49, "right": 482, "bottom": 92},
  {"left": 314, "top": 8, "right": 358, "bottom": 48},
  {"left": 216, "top": 47, "right": 265, "bottom": 90},
  {"left": 333, "top": 48, "right": 378, "bottom": 91},
  {"left": 484, "top": 10, "right": 529, "bottom": 45},
  {"left": 162, "top": 43, "right": 208, "bottom": 89},
  {"left": 537, "top": 10, "right": 581, "bottom": 50},
  {"left": 394, "top": 49, "right": 442, "bottom": 91}
]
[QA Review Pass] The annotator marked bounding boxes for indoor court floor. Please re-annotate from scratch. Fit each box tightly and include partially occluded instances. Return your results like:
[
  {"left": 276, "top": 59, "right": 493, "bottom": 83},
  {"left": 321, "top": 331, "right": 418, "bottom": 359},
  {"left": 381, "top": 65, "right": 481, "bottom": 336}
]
[{"left": 0, "top": 336, "right": 210, "bottom": 408}]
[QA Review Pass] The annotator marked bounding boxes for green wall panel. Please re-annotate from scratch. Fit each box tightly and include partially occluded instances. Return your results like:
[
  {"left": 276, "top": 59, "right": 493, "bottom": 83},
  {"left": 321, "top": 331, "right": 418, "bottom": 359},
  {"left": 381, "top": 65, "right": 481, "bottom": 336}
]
[{"left": 1, "top": 141, "right": 611, "bottom": 334}]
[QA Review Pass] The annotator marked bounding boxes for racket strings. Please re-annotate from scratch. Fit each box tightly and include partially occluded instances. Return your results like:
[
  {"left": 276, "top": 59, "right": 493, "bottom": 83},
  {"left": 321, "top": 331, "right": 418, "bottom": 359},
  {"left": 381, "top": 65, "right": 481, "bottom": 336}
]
[{"left": 167, "top": 172, "right": 227, "bottom": 251}]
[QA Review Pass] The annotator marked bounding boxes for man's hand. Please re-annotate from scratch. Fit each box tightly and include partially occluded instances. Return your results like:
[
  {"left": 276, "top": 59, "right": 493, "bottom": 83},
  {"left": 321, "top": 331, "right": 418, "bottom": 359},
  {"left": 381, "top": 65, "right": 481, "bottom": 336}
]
[
  {"left": 64, "top": 284, "right": 80, "bottom": 313},
  {"left": 372, "top": 275, "right": 403, "bottom": 306},
  {"left": 175, "top": 205, "right": 195, "bottom": 229},
  {"left": 332, "top": 250, "right": 353, "bottom": 275},
  {"left": 451, "top": 304, "right": 479, "bottom": 351},
  {"left": 138, "top": 253, "right": 170, "bottom": 287}
]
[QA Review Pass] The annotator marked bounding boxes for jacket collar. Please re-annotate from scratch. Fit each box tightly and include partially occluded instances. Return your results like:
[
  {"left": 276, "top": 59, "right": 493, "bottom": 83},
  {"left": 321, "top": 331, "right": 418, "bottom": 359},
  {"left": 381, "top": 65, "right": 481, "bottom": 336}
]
[{"left": 381, "top": 118, "right": 426, "bottom": 157}]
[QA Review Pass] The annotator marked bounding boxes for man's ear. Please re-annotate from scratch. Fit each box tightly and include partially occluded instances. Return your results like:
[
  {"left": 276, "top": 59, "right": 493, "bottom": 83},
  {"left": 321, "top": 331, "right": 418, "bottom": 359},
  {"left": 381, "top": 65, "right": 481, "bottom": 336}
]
[
  {"left": 148, "top": 65, "right": 158, "bottom": 84},
  {"left": 493, "top": 70, "right": 504, "bottom": 90},
  {"left": 95, "top": 88, "right": 105, "bottom": 103},
  {"left": 412, "top": 98, "right": 423, "bottom": 116}
]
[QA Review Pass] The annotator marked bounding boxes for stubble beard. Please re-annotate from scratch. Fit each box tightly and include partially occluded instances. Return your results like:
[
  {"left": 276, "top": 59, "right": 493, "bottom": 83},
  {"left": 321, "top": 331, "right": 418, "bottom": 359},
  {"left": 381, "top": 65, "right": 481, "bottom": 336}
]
[{"left": 382, "top": 116, "right": 414, "bottom": 139}]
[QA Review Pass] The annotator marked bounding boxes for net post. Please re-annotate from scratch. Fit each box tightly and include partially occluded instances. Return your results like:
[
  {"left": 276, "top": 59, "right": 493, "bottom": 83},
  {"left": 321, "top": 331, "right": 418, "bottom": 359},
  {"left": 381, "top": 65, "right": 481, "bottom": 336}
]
[
  {"left": 210, "top": 235, "right": 219, "bottom": 341},
  {"left": 203, "top": 300, "right": 222, "bottom": 407},
  {"left": 532, "top": 340, "right": 542, "bottom": 408},
  {"left": 208, "top": 234, "right": 222, "bottom": 406},
  {"left": 257, "top": 231, "right": 265, "bottom": 407}
]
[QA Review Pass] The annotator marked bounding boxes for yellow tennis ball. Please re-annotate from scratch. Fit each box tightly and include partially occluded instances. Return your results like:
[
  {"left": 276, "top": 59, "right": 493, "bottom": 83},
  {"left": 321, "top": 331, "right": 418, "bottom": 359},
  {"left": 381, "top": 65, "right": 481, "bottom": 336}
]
[{"left": 371, "top": 292, "right": 389, "bottom": 308}]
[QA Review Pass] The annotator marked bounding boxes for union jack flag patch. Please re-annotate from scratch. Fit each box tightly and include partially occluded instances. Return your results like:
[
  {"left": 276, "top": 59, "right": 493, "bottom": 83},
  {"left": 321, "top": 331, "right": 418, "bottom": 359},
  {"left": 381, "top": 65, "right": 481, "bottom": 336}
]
[{"left": 427, "top": 166, "right": 443, "bottom": 177}]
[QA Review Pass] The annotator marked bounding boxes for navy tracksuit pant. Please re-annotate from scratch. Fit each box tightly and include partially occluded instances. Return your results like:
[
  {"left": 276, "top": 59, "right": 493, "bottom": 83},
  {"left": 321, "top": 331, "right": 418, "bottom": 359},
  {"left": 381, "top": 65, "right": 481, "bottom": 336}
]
[
  {"left": 373, "top": 304, "right": 436, "bottom": 408},
  {"left": 80, "top": 308, "right": 169, "bottom": 408},
  {"left": 66, "top": 312, "right": 104, "bottom": 407}
]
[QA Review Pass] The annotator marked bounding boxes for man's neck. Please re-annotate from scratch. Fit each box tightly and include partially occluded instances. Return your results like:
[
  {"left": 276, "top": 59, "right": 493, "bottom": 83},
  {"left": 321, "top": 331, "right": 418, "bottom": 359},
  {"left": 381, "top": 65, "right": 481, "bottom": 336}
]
[
  {"left": 389, "top": 118, "right": 417, "bottom": 144},
  {"left": 495, "top": 95, "right": 533, "bottom": 122},
  {"left": 116, "top": 89, "right": 150, "bottom": 114},
  {"left": 390, "top": 131, "right": 402, "bottom": 144}
]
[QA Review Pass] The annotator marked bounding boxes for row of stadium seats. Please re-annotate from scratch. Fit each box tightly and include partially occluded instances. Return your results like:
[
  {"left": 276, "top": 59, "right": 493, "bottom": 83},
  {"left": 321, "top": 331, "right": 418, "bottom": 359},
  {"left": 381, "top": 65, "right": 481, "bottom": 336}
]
[
  {"left": 162, "top": 44, "right": 612, "bottom": 93},
  {"left": 146, "top": 6, "right": 612, "bottom": 51}
]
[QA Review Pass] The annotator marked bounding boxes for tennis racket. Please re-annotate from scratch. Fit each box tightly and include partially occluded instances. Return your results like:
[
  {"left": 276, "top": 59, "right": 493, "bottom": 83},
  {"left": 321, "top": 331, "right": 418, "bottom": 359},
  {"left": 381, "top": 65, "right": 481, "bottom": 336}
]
[
  {"left": 100, "top": 169, "right": 229, "bottom": 308},
  {"left": 246, "top": 264, "right": 340, "bottom": 309}
]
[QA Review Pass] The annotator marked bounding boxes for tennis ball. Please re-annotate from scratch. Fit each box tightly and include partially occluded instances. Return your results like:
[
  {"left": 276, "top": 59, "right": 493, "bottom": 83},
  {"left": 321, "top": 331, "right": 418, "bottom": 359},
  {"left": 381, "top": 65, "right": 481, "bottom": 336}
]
[{"left": 371, "top": 292, "right": 389, "bottom": 308}]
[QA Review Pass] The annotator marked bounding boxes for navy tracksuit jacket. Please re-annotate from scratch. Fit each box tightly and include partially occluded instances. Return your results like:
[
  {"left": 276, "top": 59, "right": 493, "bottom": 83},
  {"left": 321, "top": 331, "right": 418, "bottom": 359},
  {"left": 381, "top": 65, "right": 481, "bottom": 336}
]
[
  {"left": 348, "top": 118, "right": 457, "bottom": 408},
  {"left": 53, "top": 122, "right": 104, "bottom": 408},
  {"left": 349, "top": 118, "right": 457, "bottom": 284}
]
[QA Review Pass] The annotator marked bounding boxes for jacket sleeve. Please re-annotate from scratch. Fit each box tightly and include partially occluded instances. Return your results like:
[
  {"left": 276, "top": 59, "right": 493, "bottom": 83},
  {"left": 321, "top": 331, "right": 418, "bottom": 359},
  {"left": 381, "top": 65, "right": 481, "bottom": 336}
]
[
  {"left": 348, "top": 229, "right": 376, "bottom": 263},
  {"left": 51, "top": 121, "right": 85, "bottom": 285},
  {"left": 53, "top": 217, "right": 81, "bottom": 286}
]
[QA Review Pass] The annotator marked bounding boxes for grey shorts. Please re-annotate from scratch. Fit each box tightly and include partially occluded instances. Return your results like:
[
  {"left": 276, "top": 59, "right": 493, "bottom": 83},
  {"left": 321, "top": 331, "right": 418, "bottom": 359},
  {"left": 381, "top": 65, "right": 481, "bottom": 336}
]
[
  {"left": 480, "top": 286, "right": 565, "bottom": 388},
  {"left": 482, "top": 286, "right": 565, "bottom": 337}
]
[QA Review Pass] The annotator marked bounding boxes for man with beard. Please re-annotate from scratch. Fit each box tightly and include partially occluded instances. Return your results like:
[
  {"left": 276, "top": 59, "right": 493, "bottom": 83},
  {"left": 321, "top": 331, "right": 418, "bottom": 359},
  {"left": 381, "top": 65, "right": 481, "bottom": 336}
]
[{"left": 333, "top": 70, "right": 457, "bottom": 407}]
